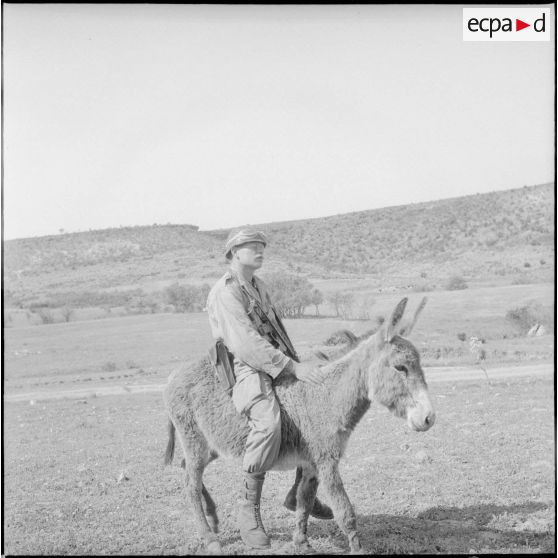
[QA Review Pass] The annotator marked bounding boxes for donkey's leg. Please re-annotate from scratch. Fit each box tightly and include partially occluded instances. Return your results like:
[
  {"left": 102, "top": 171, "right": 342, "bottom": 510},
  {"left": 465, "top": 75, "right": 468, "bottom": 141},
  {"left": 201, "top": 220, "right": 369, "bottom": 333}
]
[
  {"left": 201, "top": 484, "right": 219, "bottom": 534},
  {"left": 318, "top": 461, "right": 364, "bottom": 554},
  {"left": 284, "top": 466, "right": 333, "bottom": 520},
  {"left": 200, "top": 451, "right": 219, "bottom": 533},
  {"left": 292, "top": 466, "right": 319, "bottom": 554},
  {"left": 175, "top": 427, "right": 222, "bottom": 554}
]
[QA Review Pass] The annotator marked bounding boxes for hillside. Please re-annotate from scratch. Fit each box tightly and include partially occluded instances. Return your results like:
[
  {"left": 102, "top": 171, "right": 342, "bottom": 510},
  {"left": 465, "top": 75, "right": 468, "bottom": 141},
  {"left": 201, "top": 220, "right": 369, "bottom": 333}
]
[
  {"left": 3, "top": 183, "right": 554, "bottom": 310},
  {"left": 212, "top": 183, "right": 554, "bottom": 277}
]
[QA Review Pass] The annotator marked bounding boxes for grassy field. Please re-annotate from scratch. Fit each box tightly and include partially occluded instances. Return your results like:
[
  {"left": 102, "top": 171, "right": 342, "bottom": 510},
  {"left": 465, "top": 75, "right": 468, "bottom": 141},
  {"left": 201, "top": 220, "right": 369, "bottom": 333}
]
[
  {"left": 3, "top": 281, "right": 555, "bottom": 555},
  {"left": 4, "top": 283, "right": 553, "bottom": 396},
  {"left": 3, "top": 374, "right": 554, "bottom": 555}
]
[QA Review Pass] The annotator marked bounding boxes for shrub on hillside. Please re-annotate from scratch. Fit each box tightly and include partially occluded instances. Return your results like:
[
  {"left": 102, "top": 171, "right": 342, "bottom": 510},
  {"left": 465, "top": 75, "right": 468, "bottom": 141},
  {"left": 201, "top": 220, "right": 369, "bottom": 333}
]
[
  {"left": 413, "top": 282, "right": 435, "bottom": 293},
  {"left": 505, "top": 303, "right": 552, "bottom": 335},
  {"left": 445, "top": 275, "right": 468, "bottom": 291},
  {"left": 511, "top": 275, "right": 534, "bottom": 285},
  {"left": 164, "top": 282, "right": 209, "bottom": 313}
]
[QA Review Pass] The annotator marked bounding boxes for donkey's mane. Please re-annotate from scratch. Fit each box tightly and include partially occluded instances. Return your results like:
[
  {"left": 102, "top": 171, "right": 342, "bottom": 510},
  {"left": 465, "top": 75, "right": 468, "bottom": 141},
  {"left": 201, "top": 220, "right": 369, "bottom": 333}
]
[{"left": 316, "top": 328, "right": 377, "bottom": 364}]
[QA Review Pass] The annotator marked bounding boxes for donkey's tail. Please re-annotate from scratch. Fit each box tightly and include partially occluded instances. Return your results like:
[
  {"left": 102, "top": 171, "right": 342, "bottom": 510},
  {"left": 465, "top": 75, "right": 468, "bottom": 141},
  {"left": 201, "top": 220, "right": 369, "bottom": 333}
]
[{"left": 164, "top": 419, "right": 176, "bottom": 466}]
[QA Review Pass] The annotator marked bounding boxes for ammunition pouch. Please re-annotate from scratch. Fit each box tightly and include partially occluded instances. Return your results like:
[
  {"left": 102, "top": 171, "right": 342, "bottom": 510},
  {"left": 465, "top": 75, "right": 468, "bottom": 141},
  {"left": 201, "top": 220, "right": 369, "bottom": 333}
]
[{"left": 209, "top": 340, "right": 236, "bottom": 396}]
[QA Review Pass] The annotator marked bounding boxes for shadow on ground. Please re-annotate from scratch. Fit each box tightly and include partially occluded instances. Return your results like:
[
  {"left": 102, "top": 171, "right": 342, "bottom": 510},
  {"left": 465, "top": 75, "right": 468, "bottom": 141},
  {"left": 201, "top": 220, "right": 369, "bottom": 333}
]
[
  {"left": 208, "top": 501, "right": 554, "bottom": 555},
  {"left": 243, "top": 501, "right": 555, "bottom": 555}
]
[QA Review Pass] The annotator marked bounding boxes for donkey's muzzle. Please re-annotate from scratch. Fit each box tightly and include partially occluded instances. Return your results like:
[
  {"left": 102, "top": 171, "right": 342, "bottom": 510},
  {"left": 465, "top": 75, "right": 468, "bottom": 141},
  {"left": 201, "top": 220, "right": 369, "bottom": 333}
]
[
  {"left": 409, "top": 410, "right": 436, "bottom": 432},
  {"left": 407, "top": 390, "right": 436, "bottom": 432}
]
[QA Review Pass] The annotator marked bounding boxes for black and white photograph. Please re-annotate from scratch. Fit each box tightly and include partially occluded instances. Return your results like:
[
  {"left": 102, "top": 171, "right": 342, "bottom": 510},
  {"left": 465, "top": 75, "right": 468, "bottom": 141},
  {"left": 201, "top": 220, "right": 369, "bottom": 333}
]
[{"left": 2, "top": 3, "right": 555, "bottom": 555}]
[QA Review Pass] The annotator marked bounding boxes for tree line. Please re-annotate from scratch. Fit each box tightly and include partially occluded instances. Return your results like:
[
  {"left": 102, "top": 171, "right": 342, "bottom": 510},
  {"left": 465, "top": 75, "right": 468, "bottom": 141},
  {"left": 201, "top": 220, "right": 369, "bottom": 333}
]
[{"left": 6, "top": 271, "right": 375, "bottom": 325}]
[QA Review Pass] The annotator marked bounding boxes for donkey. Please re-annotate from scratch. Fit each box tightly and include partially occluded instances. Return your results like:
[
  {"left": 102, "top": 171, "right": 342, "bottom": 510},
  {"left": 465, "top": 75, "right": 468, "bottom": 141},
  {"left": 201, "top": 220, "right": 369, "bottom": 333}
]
[{"left": 163, "top": 297, "right": 435, "bottom": 554}]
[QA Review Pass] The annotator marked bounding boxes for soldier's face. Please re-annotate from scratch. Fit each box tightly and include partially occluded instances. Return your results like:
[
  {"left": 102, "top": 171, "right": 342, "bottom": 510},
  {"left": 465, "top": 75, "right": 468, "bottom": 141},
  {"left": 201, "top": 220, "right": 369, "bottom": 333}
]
[{"left": 233, "top": 242, "right": 266, "bottom": 269}]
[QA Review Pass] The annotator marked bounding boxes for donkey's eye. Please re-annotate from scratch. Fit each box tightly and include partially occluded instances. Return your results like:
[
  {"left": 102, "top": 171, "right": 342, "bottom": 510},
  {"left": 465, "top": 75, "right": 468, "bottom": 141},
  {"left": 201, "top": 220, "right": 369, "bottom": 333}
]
[{"left": 394, "top": 365, "right": 408, "bottom": 375}]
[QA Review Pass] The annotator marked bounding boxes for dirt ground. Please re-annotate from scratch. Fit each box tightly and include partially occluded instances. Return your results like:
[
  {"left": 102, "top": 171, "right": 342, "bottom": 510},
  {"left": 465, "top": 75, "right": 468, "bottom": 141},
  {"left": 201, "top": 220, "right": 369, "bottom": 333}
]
[{"left": 3, "top": 367, "right": 555, "bottom": 555}]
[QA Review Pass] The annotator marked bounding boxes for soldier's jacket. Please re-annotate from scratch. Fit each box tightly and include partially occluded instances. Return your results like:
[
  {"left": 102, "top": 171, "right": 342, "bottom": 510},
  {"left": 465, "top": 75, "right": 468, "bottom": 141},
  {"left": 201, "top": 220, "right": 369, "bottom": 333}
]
[{"left": 206, "top": 270, "right": 293, "bottom": 383}]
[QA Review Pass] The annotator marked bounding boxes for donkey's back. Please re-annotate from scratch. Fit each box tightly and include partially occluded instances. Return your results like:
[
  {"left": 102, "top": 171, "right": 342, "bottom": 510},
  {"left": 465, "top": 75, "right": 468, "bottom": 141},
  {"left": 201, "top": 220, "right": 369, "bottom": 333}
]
[
  {"left": 164, "top": 358, "right": 250, "bottom": 462},
  {"left": 164, "top": 356, "right": 335, "bottom": 468}
]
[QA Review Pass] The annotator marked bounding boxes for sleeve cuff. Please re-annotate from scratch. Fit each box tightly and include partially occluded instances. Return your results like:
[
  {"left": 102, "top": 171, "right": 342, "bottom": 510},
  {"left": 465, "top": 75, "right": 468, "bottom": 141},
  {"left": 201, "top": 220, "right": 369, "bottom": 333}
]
[{"left": 261, "top": 353, "right": 290, "bottom": 379}]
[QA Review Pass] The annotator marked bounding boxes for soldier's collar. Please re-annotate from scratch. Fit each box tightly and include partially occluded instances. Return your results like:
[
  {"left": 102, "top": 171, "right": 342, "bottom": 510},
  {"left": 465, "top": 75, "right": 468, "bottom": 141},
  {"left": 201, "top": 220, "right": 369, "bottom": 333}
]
[{"left": 229, "top": 268, "right": 258, "bottom": 289}]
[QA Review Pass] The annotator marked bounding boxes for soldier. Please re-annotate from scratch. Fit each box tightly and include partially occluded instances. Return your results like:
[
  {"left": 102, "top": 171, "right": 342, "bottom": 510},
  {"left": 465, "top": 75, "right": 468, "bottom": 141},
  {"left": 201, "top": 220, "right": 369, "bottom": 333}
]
[{"left": 206, "top": 227, "right": 333, "bottom": 549}]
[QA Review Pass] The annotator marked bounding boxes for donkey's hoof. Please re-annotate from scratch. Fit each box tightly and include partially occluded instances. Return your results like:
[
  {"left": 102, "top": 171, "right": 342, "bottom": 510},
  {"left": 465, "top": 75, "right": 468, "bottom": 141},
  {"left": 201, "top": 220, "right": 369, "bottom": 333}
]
[
  {"left": 206, "top": 516, "right": 219, "bottom": 534},
  {"left": 206, "top": 540, "right": 223, "bottom": 554},
  {"left": 294, "top": 541, "right": 316, "bottom": 554}
]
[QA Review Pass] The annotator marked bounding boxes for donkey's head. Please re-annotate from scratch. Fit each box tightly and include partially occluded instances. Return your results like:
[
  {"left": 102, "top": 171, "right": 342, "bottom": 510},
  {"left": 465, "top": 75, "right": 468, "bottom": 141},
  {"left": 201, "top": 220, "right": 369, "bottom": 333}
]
[{"left": 369, "top": 297, "right": 435, "bottom": 432}]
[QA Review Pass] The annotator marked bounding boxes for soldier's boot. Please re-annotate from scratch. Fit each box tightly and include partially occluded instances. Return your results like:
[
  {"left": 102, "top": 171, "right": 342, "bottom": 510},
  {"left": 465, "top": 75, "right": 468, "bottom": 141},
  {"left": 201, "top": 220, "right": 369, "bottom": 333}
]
[
  {"left": 237, "top": 472, "right": 271, "bottom": 549},
  {"left": 283, "top": 466, "right": 334, "bottom": 520}
]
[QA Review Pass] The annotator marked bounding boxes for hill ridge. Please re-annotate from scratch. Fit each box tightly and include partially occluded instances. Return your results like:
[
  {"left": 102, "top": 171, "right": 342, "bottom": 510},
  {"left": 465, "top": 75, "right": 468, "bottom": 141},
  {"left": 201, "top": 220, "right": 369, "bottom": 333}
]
[
  {"left": 4, "top": 183, "right": 554, "bottom": 307},
  {"left": 204, "top": 182, "right": 554, "bottom": 234},
  {"left": 4, "top": 182, "right": 553, "bottom": 243}
]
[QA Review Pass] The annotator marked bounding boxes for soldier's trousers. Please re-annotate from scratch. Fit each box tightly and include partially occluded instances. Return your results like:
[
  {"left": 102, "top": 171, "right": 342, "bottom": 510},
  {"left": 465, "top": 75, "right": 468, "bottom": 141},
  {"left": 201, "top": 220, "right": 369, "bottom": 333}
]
[{"left": 232, "top": 370, "right": 281, "bottom": 474}]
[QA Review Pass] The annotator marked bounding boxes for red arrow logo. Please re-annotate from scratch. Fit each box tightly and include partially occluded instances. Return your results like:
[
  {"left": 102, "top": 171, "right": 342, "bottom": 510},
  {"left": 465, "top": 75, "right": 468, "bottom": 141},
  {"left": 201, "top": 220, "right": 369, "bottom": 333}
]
[{"left": 516, "top": 19, "right": 530, "bottom": 31}]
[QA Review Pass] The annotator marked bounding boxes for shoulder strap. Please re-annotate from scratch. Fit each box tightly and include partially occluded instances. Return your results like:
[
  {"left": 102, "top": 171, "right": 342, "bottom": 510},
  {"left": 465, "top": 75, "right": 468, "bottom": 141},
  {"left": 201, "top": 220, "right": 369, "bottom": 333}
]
[{"left": 237, "top": 282, "right": 300, "bottom": 363}]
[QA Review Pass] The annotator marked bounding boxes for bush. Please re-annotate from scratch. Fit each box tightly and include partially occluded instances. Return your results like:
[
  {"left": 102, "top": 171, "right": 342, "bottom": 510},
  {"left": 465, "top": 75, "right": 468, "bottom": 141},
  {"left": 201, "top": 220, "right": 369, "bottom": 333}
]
[
  {"left": 511, "top": 275, "right": 533, "bottom": 285},
  {"left": 164, "top": 282, "right": 209, "bottom": 313},
  {"left": 61, "top": 307, "right": 74, "bottom": 322},
  {"left": 457, "top": 332, "right": 467, "bottom": 342},
  {"left": 505, "top": 303, "right": 552, "bottom": 335},
  {"left": 37, "top": 309, "right": 55, "bottom": 324},
  {"left": 445, "top": 275, "right": 468, "bottom": 291},
  {"left": 413, "top": 282, "right": 435, "bottom": 293}
]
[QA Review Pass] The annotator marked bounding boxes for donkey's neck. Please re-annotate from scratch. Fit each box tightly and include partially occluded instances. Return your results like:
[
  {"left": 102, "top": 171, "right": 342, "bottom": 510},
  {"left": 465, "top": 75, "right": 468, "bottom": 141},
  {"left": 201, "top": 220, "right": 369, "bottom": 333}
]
[{"left": 327, "top": 335, "right": 379, "bottom": 433}]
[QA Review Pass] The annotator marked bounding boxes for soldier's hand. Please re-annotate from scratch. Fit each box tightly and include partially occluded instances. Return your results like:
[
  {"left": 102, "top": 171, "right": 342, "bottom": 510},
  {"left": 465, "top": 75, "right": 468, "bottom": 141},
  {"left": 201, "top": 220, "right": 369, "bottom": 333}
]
[{"left": 293, "top": 362, "right": 325, "bottom": 386}]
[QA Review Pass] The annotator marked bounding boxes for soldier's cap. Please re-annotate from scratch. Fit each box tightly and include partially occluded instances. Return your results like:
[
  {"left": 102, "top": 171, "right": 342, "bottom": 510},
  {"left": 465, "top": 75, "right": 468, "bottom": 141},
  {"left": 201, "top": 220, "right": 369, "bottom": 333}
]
[{"left": 225, "top": 228, "right": 267, "bottom": 260}]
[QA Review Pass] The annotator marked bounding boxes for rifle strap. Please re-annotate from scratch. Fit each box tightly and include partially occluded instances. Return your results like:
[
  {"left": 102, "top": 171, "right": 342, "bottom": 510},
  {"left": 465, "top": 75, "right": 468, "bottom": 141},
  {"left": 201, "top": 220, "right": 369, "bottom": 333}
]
[{"left": 239, "top": 283, "right": 300, "bottom": 363}]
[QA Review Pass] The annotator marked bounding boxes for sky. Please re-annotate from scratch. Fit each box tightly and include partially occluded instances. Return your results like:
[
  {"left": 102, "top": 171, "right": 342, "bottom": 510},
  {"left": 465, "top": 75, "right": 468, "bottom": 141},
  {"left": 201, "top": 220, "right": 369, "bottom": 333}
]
[{"left": 3, "top": 4, "right": 555, "bottom": 239}]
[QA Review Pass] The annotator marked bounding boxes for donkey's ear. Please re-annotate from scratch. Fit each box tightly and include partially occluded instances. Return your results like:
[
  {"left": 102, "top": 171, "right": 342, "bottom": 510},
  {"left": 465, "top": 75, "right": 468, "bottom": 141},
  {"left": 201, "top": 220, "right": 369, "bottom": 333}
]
[
  {"left": 385, "top": 297, "right": 408, "bottom": 342},
  {"left": 400, "top": 296, "right": 427, "bottom": 337}
]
